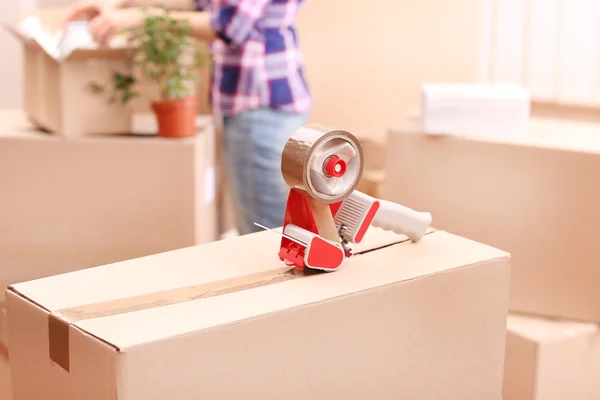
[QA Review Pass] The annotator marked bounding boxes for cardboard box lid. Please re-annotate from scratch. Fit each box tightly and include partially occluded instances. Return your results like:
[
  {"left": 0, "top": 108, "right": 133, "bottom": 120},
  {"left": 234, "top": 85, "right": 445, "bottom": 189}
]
[
  {"left": 3, "top": 8, "right": 129, "bottom": 62},
  {"left": 8, "top": 227, "right": 508, "bottom": 369},
  {"left": 507, "top": 314, "right": 599, "bottom": 343}
]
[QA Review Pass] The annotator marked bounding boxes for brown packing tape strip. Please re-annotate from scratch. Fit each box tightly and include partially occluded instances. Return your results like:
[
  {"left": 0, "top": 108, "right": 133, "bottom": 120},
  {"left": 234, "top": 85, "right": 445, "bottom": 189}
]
[
  {"left": 46, "top": 230, "right": 437, "bottom": 373},
  {"left": 48, "top": 266, "right": 300, "bottom": 372}
]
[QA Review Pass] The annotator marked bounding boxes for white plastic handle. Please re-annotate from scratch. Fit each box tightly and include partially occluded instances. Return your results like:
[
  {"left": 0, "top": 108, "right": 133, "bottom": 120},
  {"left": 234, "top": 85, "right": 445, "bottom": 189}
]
[{"left": 371, "top": 200, "right": 432, "bottom": 242}]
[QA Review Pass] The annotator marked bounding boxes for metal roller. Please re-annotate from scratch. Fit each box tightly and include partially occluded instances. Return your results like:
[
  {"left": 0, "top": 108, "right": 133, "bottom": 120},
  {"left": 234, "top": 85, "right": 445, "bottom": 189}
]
[{"left": 281, "top": 123, "right": 364, "bottom": 204}]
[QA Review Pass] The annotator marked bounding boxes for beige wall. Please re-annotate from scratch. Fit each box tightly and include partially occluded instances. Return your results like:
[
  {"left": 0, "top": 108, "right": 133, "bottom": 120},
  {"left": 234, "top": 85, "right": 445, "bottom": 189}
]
[{"left": 296, "top": 0, "right": 484, "bottom": 141}]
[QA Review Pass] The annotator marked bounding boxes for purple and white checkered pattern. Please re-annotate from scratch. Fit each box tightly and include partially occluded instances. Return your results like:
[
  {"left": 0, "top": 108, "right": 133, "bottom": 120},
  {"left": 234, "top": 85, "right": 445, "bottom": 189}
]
[{"left": 195, "top": 0, "right": 312, "bottom": 116}]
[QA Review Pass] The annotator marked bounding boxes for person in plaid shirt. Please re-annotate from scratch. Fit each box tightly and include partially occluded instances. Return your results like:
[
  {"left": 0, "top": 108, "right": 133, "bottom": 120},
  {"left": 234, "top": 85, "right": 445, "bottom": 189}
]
[{"left": 65, "top": 0, "right": 312, "bottom": 235}]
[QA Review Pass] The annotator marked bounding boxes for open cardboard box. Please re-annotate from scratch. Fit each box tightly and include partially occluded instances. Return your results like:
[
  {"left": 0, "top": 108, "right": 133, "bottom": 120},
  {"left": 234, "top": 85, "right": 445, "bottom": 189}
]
[
  {"left": 3, "top": 7, "right": 208, "bottom": 138},
  {"left": 3, "top": 7, "right": 136, "bottom": 137},
  {"left": 6, "top": 227, "right": 510, "bottom": 399}
]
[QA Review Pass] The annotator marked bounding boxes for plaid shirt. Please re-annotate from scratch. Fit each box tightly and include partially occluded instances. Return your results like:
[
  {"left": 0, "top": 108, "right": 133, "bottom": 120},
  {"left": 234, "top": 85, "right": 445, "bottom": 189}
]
[{"left": 194, "top": 0, "right": 312, "bottom": 117}]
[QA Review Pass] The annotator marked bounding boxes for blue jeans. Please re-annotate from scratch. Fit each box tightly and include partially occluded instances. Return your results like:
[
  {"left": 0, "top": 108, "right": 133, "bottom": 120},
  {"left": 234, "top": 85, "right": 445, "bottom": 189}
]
[{"left": 222, "top": 108, "right": 309, "bottom": 235}]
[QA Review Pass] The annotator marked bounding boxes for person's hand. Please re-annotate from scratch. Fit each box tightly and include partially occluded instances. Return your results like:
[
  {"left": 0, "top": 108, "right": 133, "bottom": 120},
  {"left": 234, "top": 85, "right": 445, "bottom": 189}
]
[
  {"left": 62, "top": 0, "right": 129, "bottom": 27},
  {"left": 90, "top": 8, "right": 144, "bottom": 46}
]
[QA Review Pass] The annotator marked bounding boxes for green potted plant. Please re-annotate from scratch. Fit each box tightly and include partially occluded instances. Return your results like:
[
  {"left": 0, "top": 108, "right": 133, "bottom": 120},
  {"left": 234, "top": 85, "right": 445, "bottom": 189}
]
[
  {"left": 130, "top": 7, "right": 205, "bottom": 138},
  {"left": 89, "top": 7, "right": 206, "bottom": 138},
  {"left": 89, "top": 71, "right": 139, "bottom": 105}
]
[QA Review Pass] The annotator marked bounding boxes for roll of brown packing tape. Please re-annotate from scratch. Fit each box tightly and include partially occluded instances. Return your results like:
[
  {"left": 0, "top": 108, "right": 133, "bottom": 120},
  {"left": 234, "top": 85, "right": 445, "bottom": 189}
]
[{"left": 281, "top": 124, "right": 364, "bottom": 204}]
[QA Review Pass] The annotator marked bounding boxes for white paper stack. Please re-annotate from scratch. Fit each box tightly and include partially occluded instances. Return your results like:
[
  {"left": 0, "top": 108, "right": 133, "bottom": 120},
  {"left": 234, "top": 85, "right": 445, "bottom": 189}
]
[{"left": 420, "top": 83, "right": 531, "bottom": 139}]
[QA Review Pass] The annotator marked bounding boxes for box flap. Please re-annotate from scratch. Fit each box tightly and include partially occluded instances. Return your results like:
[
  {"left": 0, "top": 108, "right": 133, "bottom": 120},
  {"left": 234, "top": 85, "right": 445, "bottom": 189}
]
[
  {"left": 2, "top": 21, "right": 35, "bottom": 45},
  {"left": 9, "top": 227, "right": 508, "bottom": 372},
  {"left": 507, "top": 314, "right": 599, "bottom": 343},
  {"left": 4, "top": 12, "right": 130, "bottom": 62}
]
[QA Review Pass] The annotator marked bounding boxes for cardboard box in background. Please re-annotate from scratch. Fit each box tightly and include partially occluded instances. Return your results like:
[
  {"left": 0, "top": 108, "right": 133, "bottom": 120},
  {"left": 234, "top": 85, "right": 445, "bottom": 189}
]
[
  {"left": 357, "top": 137, "right": 386, "bottom": 198},
  {"left": 3, "top": 7, "right": 212, "bottom": 137},
  {"left": 504, "top": 314, "right": 600, "bottom": 400},
  {"left": 4, "top": 7, "right": 133, "bottom": 137},
  {"left": 0, "top": 110, "right": 217, "bottom": 305},
  {"left": 383, "top": 119, "right": 600, "bottom": 322},
  {"left": 6, "top": 228, "right": 510, "bottom": 399}
]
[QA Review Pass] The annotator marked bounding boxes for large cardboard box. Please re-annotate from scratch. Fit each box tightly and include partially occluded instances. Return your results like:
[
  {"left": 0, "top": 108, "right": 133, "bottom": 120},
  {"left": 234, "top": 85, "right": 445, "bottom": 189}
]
[
  {"left": 6, "top": 228, "right": 510, "bottom": 399},
  {"left": 504, "top": 314, "right": 600, "bottom": 400},
  {"left": 4, "top": 8, "right": 134, "bottom": 137},
  {"left": 384, "top": 118, "right": 600, "bottom": 322},
  {"left": 0, "top": 110, "right": 217, "bottom": 305}
]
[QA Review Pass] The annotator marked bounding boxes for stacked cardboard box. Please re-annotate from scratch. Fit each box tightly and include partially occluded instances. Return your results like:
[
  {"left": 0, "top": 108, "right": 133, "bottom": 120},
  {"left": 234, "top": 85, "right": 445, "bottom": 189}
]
[
  {"left": 384, "top": 117, "right": 600, "bottom": 399},
  {"left": 0, "top": 110, "right": 217, "bottom": 354},
  {"left": 6, "top": 226, "right": 511, "bottom": 399},
  {"left": 504, "top": 314, "right": 600, "bottom": 399}
]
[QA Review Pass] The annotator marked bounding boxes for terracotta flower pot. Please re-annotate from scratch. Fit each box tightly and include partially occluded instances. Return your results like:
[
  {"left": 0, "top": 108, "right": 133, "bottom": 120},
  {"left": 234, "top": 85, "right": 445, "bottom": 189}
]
[{"left": 151, "top": 97, "right": 198, "bottom": 138}]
